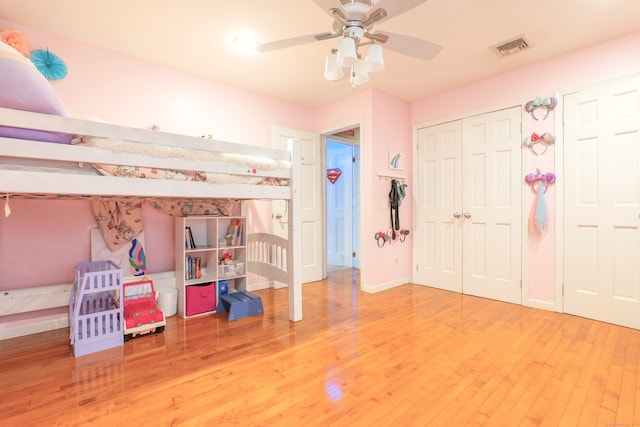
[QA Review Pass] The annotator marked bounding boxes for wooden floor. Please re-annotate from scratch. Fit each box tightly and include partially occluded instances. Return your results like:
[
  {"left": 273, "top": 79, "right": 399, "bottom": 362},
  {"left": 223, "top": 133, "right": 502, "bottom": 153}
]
[{"left": 2, "top": 270, "right": 640, "bottom": 426}]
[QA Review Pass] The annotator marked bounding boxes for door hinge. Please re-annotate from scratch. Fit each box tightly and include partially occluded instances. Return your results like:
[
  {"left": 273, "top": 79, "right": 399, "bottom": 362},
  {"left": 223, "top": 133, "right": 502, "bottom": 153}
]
[
  {"left": 352, "top": 251, "right": 356, "bottom": 258},
  {"left": 352, "top": 157, "right": 356, "bottom": 163}
]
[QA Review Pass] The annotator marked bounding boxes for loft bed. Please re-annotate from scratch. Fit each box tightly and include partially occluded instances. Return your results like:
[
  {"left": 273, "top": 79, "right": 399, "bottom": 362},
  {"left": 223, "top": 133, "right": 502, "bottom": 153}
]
[{"left": 0, "top": 106, "right": 303, "bottom": 324}]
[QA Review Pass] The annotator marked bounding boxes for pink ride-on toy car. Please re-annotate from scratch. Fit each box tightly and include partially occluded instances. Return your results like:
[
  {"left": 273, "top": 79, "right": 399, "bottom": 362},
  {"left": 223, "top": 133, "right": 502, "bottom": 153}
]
[{"left": 122, "top": 279, "right": 166, "bottom": 341}]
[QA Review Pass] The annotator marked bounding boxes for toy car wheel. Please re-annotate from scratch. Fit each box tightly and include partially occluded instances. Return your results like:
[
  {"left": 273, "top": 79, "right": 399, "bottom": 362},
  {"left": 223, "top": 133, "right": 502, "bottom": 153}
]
[
  {"left": 124, "top": 333, "right": 133, "bottom": 341},
  {"left": 155, "top": 326, "right": 165, "bottom": 334}
]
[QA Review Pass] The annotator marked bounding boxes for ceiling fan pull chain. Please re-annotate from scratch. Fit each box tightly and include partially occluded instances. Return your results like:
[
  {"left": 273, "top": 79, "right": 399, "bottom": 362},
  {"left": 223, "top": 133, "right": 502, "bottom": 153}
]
[{"left": 350, "top": 66, "right": 356, "bottom": 88}]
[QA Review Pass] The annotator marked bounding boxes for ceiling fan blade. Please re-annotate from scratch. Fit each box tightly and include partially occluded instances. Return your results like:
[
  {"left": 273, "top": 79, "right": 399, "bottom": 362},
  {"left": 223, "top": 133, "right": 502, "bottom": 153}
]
[
  {"left": 310, "top": 0, "right": 345, "bottom": 17},
  {"left": 372, "top": 0, "right": 429, "bottom": 23},
  {"left": 361, "top": 8, "right": 387, "bottom": 28},
  {"left": 255, "top": 32, "right": 333, "bottom": 52},
  {"left": 363, "top": 32, "right": 389, "bottom": 44},
  {"left": 374, "top": 31, "right": 442, "bottom": 61},
  {"left": 330, "top": 16, "right": 343, "bottom": 32}
]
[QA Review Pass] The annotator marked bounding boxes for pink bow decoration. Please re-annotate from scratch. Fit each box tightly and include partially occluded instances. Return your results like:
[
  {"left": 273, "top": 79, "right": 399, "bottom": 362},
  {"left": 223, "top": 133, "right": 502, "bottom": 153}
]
[
  {"left": 523, "top": 132, "right": 556, "bottom": 155},
  {"left": 524, "top": 169, "right": 556, "bottom": 192}
]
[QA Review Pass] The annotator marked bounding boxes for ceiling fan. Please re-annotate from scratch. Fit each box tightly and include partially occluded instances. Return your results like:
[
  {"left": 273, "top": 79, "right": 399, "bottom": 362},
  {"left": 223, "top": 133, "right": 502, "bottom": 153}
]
[{"left": 255, "top": 0, "right": 442, "bottom": 86}]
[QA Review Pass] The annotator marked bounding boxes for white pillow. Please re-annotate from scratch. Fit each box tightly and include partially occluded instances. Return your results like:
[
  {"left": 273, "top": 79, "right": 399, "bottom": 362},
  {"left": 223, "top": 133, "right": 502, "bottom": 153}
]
[{"left": 0, "top": 40, "right": 71, "bottom": 143}]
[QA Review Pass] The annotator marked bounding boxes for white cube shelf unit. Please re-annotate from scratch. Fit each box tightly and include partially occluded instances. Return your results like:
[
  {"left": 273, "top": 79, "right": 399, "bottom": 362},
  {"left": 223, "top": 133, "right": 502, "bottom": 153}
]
[{"left": 175, "top": 215, "right": 246, "bottom": 318}]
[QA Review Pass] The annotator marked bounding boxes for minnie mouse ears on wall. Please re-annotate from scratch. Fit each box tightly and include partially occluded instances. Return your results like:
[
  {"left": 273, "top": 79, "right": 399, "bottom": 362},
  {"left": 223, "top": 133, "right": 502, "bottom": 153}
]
[
  {"left": 524, "top": 96, "right": 558, "bottom": 120},
  {"left": 523, "top": 132, "right": 555, "bottom": 155}
]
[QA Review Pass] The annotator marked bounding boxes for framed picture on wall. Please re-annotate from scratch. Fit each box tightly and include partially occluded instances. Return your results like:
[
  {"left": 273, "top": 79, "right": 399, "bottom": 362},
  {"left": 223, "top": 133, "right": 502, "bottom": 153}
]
[
  {"left": 91, "top": 228, "right": 147, "bottom": 277},
  {"left": 389, "top": 151, "right": 404, "bottom": 170}
]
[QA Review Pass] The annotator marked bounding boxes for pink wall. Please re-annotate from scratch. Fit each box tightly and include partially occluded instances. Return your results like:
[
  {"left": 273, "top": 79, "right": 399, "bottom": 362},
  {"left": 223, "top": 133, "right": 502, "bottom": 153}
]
[
  {"left": 412, "top": 32, "right": 640, "bottom": 125},
  {"left": 369, "top": 91, "right": 413, "bottom": 287},
  {"left": 0, "top": 19, "right": 315, "bottom": 289},
  {"left": 410, "top": 31, "right": 640, "bottom": 307},
  {"left": 313, "top": 89, "right": 414, "bottom": 290},
  {"left": 2, "top": 14, "right": 639, "bottom": 304},
  {"left": 523, "top": 110, "right": 556, "bottom": 304}
]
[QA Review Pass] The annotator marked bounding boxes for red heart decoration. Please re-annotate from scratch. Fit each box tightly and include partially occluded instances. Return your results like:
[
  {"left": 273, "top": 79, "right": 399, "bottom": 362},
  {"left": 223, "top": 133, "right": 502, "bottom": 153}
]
[{"left": 327, "top": 168, "right": 342, "bottom": 184}]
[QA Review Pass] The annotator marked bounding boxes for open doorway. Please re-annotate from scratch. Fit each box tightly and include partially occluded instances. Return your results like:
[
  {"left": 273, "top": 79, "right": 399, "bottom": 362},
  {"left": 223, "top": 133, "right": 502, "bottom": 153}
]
[{"left": 326, "top": 131, "right": 360, "bottom": 273}]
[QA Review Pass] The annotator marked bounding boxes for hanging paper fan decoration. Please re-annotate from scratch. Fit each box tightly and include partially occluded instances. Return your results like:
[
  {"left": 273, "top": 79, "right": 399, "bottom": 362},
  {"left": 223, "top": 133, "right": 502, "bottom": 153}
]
[{"left": 30, "top": 49, "right": 67, "bottom": 80}]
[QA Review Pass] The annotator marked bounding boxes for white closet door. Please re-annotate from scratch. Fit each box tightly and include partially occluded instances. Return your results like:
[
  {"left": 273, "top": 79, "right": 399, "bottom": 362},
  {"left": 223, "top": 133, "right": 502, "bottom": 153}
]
[
  {"left": 461, "top": 107, "right": 522, "bottom": 304},
  {"left": 415, "top": 120, "right": 463, "bottom": 292},
  {"left": 414, "top": 107, "right": 522, "bottom": 304},
  {"left": 564, "top": 74, "right": 640, "bottom": 329}
]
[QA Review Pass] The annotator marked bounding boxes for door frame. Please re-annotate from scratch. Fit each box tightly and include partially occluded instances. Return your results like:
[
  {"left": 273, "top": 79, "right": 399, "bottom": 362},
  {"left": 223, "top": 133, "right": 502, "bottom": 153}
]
[
  {"left": 325, "top": 136, "right": 361, "bottom": 270},
  {"left": 319, "top": 121, "right": 363, "bottom": 277}
]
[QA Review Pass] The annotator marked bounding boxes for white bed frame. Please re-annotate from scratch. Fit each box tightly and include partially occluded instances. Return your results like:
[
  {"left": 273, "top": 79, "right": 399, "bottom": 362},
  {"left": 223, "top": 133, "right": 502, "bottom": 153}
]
[{"left": 0, "top": 106, "right": 303, "bottom": 329}]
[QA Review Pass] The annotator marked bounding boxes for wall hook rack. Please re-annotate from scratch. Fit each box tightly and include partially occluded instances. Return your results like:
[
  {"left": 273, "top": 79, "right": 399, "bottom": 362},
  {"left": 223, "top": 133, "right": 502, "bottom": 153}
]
[{"left": 377, "top": 172, "right": 407, "bottom": 183}]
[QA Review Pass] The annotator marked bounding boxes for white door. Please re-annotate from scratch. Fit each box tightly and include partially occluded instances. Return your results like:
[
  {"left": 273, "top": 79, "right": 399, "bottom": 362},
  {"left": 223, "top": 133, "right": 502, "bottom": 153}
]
[
  {"left": 461, "top": 107, "right": 522, "bottom": 304},
  {"left": 272, "top": 126, "right": 324, "bottom": 283},
  {"left": 415, "top": 120, "right": 463, "bottom": 292},
  {"left": 326, "top": 140, "right": 353, "bottom": 268},
  {"left": 415, "top": 107, "right": 522, "bottom": 304},
  {"left": 564, "top": 74, "right": 640, "bottom": 329}
]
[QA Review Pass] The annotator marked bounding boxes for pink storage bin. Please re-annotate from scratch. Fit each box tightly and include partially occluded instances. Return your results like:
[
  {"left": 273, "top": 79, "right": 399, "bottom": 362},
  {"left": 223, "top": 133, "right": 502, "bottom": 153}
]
[{"left": 186, "top": 283, "right": 216, "bottom": 316}]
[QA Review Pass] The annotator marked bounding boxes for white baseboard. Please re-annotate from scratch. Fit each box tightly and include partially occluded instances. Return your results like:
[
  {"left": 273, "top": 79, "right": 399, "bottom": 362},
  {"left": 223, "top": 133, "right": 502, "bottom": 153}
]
[
  {"left": 0, "top": 271, "right": 177, "bottom": 341},
  {"left": 0, "top": 309, "right": 69, "bottom": 341},
  {"left": 524, "top": 298, "right": 559, "bottom": 312},
  {"left": 246, "top": 279, "right": 271, "bottom": 292},
  {"left": 361, "top": 277, "right": 411, "bottom": 293},
  {"left": 246, "top": 279, "right": 290, "bottom": 291},
  {"left": 2, "top": 270, "right": 310, "bottom": 340}
]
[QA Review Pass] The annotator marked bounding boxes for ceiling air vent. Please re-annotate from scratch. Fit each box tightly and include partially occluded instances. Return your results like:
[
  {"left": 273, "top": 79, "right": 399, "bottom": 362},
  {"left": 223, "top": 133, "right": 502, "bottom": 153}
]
[{"left": 490, "top": 35, "right": 532, "bottom": 57}]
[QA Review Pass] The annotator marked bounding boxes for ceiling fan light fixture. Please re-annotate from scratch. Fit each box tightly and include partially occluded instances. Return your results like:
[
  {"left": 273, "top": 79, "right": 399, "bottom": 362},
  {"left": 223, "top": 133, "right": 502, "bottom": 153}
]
[
  {"left": 324, "top": 52, "right": 345, "bottom": 81},
  {"left": 364, "top": 44, "right": 384, "bottom": 72},
  {"left": 336, "top": 36, "right": 358, "bottom": 67},
  {"left": 254, "top": 0, "right": 442, "bottom": 89},
  {"left": 353, "top": 59, "right": 369, "bottom": 85},
  {"left": 341, "top": 1, "right": 372, "bottom": 20}
]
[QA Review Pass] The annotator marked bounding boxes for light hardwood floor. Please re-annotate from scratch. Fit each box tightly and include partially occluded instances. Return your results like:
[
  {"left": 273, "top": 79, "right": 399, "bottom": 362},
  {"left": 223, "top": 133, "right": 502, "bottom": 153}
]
[{"left": 1, "top": 269, "right": 639, "bottom": 426}]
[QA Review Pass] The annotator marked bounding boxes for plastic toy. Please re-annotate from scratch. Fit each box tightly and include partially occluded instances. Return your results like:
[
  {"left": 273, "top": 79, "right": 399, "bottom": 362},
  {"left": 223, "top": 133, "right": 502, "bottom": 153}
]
[{"left": 122, "top": 279, "right": 166, "bottom": 341}]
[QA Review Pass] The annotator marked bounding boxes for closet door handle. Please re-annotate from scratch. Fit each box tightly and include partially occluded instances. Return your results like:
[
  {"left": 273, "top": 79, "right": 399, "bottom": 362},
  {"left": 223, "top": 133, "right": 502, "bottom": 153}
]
[
  {"left": 453, "top": 212, "right": 461, "bottom": 218},
  {"left": 463, "top": 212, "right": 472, "bottom": 219}
]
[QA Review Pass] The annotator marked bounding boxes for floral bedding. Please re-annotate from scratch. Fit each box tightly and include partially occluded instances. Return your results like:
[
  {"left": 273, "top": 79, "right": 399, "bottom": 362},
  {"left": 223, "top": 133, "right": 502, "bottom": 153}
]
[
  {"left": 93, "top": 198, "right": 233, "bottom": 252},
  {"left": 72, "top": 135, "right": 290, "bottom": 186}
]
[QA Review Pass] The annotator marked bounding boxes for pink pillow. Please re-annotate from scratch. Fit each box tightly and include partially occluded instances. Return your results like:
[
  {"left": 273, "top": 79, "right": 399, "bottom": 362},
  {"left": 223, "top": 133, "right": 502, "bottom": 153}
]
[{"left": 0, "top": 41, "right": 71, "bottom": 144}]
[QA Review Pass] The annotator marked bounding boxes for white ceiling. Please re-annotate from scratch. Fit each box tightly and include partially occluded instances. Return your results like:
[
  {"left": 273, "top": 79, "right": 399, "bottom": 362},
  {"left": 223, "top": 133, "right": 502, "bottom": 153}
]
[{"left": 2, "top": 0, "right": 640, "bottom": 108}]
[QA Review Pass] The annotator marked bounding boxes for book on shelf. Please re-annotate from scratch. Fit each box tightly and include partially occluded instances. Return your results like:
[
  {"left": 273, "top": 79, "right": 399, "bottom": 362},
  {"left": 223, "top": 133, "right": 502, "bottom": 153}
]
[
  {"left": 185, "top": 256, "right": 202, "bottom": 280},
  {"left": 185, "top": 226, "right": 197, "bottom": 249},
  {"left": 226, "top": 219, "right": 243, "bottom": 247},
  {"left": 235, "top": 220, "right": 242, "bottom": 246}
]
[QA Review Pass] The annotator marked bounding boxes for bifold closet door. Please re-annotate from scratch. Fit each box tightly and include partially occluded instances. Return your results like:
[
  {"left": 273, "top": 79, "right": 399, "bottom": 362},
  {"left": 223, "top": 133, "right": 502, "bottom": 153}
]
[
  {"left": 564, "top": 74, "right": 640, "bottom": 330},
  {"left": 461, "top": 107, "right": 522, "bottom": 304},
  {"left": 415, "top": 107, "right": 522, "bottom": 304},
  {"left": 415, "top": 120, "right": 463, "bottom": 293}
]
